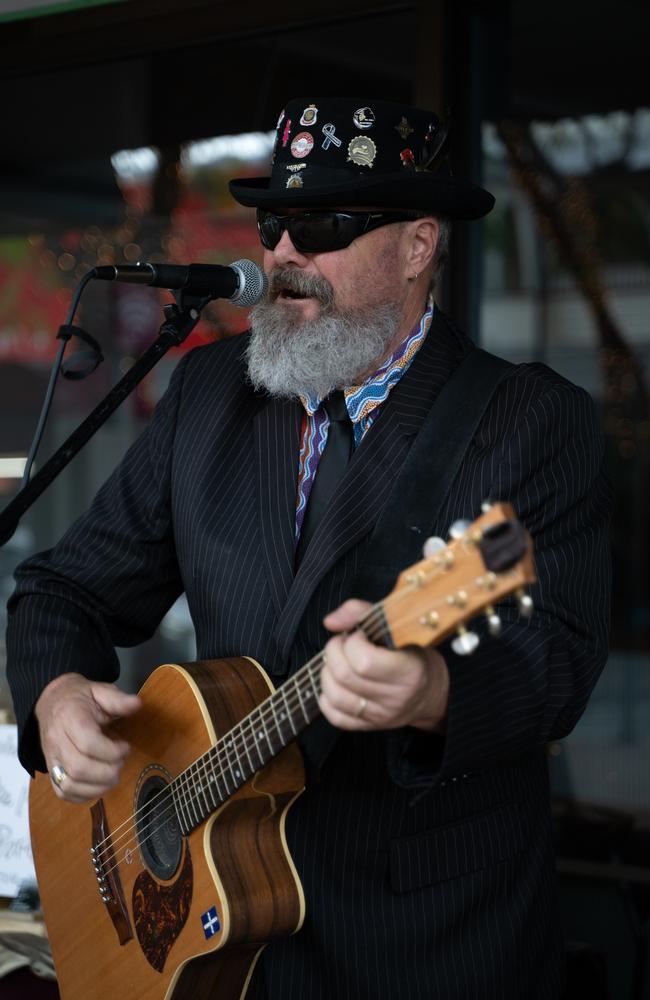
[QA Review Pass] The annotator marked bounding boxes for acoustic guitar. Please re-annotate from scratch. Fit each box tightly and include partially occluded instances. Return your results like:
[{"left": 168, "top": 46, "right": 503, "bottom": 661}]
[{"left": 29, "top": 501, "right": 535, "bottom": 999}]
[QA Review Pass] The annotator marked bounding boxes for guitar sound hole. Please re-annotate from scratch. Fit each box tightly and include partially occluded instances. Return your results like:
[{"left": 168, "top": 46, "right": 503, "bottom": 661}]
[{"left": 136, "top": 775, "right": 182, "bottom": 880}]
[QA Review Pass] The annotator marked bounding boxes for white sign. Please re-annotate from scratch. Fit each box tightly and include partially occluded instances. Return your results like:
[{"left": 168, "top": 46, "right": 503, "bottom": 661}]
[{"left": 0, "top": 724, "right": 35, "bottom": 898}]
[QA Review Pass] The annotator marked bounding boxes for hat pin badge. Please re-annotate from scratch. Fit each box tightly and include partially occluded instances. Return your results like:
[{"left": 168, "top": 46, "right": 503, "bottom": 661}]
[
  {"left": 322, "top": 123, "right": 342, "bottom": 150},
  {"left": 395, "top": 116, "right": 414, "bottom": 141},
  {"left": 291, "top": 132, "right": 315, "bottom": 159},
  {"left": 353, "top": 107, "right": 375, "bottom": 130},
  {"left": 347, "top": 135, "right": 377, "bottom": 168},
  {"left": 300, "top": 104, "right": 318, "bottom": 126}
]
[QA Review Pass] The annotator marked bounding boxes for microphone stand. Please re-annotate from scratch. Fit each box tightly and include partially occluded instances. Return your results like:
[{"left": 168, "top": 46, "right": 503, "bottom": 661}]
[{"left": 0, "top": 290, "right": 210, "bottom": 546}]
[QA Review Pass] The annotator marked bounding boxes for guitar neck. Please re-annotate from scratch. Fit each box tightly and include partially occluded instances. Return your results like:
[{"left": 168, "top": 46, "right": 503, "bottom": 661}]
[{"left": 171, "top": 604, "right": 391, "bottom": 836}]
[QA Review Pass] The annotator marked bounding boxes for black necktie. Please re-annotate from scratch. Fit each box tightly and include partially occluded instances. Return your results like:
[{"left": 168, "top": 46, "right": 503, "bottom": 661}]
[{"left": 295, "top": 391, "right": 354, "bottom": 567}]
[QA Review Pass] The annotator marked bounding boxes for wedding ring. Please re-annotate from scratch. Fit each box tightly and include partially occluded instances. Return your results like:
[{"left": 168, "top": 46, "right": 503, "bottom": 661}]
[
  {"left": 356, "top": 697, "right": 367, "bottom": 719},
  {"left": 51, "top": 763, "right": 67, "bottom": 788}
]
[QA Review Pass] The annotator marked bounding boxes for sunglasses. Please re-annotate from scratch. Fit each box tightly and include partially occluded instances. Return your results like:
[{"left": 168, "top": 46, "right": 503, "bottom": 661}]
[{"left": 256, "top": 209, "right": 423, "bottom": 254}]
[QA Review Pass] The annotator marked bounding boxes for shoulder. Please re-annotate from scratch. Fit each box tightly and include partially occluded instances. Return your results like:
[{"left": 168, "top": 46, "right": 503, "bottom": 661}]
[
  {"left": 181, "top": 330, "right": 251, "bottom": 386},
  {"left": 464, "top": 351, "right": 604, "bottom": 479},
  {"left": 166, "top": 331, "right": 254, "bottom": 414},
  {"left": 481, "top": 352, "right": 599, "bottom": 426}
]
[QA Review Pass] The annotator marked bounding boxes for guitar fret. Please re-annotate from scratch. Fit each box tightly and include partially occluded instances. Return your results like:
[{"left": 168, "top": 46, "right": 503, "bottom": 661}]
[
  {"left": 246, "top": 714, "right": 265, "bottom": 769},
  {"left": 176, "top": 775, "right": 189, "bottom": 829},
  {"left": 308, "top": 667, "right": 320, "bottom": 701},
  {"left": 204, "top": 759, "right": 220, "bottom": 808},
  {"left": 240, "top": 720, "right": 256, "bottom": 773},
  {"left": 218, "top": 751, "right": 233, "bottom": 798},
  {"left": 213, "top": 766, "right": 228, "bottom": 804},
  {"left": 264, "top": 713, "right": 276, "bottom": 756},
  {"left": 281, "top": 686, "right": 297, "bottom": 736},
  {"left": 186, "top": 771, "right": 201, "bottom": 827},
  {"left": 269, "top": 697, "right": 283, "bottom": 748},
  {"left": 171, "top": 780, "right": 190, "bottom": 836},
  {"left": 295, "top": 681, "right": 310, "bottom": 723},
  {"left": 359, "top": 602, "right": 391, "bottom": 648},
  {"left": 223, "top": 733, "right": 241, "bottom": 787},
  {"left": 232, "top": 729, "right": 249, "bottom": 785},
  {"left": 272, "top": 690, "right": 292, "bottom": 744},
  {"left": 195, "top": 761, "right": 211, "bottom": 819}
]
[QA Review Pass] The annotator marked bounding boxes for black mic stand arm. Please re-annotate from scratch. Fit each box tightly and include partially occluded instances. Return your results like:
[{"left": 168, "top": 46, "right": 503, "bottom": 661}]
[{"left": 0, "top": 291, "right": 210, "bottom": 546}]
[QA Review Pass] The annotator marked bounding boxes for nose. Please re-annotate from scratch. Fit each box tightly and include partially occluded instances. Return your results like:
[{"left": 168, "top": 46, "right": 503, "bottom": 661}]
[{"left": 268, "top": 227, "right": 310, "bottom": 267}]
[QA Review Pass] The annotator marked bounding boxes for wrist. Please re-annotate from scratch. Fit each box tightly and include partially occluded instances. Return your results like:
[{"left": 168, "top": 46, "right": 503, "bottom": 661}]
[{"left": 410, "top": 649, "right": 449, "bottom": 732}]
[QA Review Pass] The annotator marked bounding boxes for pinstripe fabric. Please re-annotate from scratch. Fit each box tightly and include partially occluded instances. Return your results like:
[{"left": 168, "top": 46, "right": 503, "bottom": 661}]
[{"left": 6, "top": 308, "right": 611, "bottom": 998}]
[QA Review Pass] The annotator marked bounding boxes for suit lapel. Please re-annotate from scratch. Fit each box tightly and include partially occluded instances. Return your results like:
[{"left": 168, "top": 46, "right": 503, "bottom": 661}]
[
  {"left": 253, "top": 395, "right": 302, "bottom": 618},
  {"left": 272, "top": 309, "right": 470, "bottom": 660}
]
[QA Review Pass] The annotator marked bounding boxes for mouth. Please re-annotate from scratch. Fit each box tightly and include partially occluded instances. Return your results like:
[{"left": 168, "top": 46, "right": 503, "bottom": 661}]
[
  {"left": 275, "top": 287, "right": 315, "bottom": 302},
  {"left": 267, "top": 267, "right": 334, "bottom": 309}
]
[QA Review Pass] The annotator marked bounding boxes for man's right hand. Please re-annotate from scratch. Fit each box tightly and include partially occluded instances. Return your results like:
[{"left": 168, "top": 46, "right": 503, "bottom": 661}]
[{"left": 34, "top": 673, "right": 141, "bottom": 803}]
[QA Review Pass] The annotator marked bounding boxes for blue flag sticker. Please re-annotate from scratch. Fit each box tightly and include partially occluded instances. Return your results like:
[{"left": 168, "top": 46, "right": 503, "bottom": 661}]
[{"left": 201, "top": 905, "right": 221, "bottom": 939}]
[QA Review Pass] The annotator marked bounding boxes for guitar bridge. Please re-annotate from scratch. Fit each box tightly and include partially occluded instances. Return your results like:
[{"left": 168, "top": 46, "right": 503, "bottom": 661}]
[{"left": 90, "top": 799, "right": 133, "bottom": 945}]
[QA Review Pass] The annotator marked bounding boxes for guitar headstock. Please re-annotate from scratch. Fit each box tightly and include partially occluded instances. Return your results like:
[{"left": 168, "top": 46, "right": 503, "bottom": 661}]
[{"left": 383, "top": 502, "right": 536, "bottom": 654}]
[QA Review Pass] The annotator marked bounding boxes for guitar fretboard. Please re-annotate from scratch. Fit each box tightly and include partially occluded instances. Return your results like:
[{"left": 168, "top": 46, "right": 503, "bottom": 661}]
[{"left": 171, "top": 605, "right": 390, "bottom": 836}]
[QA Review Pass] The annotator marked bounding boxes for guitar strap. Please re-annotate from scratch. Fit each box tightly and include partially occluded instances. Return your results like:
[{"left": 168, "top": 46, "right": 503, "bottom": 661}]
[{"left": 352, "top": 345, "right": 514, "bottom": 604}]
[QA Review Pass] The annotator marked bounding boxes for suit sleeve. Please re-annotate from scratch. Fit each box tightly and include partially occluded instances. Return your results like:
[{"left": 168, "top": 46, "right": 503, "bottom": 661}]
[
  {"left": 388, "top": 374, "right": 612, "bottom": 790},
  {"left": 6, "top": 353, "right": 191, "bottom": 775}
]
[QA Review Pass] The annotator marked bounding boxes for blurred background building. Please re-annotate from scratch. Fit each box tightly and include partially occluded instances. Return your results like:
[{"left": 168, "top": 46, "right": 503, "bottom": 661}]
[{"left": 0, "top": 0, "right": 648, "bottom": 994}]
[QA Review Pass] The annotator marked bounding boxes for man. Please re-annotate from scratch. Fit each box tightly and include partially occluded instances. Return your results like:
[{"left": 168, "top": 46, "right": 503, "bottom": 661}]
[{"left": 7, "top": 98, "right": 610, "bottom": 998}]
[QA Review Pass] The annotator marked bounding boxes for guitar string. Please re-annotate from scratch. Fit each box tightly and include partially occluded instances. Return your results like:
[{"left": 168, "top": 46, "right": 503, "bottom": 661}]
[
  {"left": 92, "top": 560, "right": 504, "bottom": 875},
  {"left": 92, "top": 564, "right": 500, "bottom": 878}
]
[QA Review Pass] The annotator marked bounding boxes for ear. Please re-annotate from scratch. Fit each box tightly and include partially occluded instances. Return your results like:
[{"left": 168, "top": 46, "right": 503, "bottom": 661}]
[{"left": 404, "top": 217, "right": 439, "bottom": 279}]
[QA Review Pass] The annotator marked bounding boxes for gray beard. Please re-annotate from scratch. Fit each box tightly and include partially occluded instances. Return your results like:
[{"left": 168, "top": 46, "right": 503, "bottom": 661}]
[{"left": 246, "top": 269, "right": 401, "bottom": 400}]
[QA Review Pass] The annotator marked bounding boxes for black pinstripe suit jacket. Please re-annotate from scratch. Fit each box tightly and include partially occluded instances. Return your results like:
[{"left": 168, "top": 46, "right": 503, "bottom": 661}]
[{"left": 7, "top": 310, "right": 611, "bottom": 999}]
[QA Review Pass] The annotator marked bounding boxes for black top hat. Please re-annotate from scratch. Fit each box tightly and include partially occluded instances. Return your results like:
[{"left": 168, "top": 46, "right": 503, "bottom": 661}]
[{"left": 229, "top": 97, "right": 494, "bottom": 220}]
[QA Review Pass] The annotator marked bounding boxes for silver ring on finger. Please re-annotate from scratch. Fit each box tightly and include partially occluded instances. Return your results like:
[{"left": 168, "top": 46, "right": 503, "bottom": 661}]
[
  {"left": 50, "top": 763, "right": 67, "bottom": 789},
  {"left": 355, "top": 697, "right": 367, "bottom": 719}
]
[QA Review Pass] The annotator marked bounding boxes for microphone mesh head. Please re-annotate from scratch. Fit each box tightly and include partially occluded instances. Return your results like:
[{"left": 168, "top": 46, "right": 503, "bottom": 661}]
[{"left": 229, "top": 259, "right": 268, "bottom": 307}]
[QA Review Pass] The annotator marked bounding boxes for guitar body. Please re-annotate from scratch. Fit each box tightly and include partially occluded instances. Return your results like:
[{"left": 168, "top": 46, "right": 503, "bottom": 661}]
[{"left": 29, "top": 658, "right": 306, "bottom": 1000}]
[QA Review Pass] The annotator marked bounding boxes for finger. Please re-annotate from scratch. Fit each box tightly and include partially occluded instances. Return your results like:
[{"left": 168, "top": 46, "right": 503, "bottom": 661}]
[
  {"left": 319, "top": 689, "right": 371, "bottom": 731},
  {"left": 42, "top": 695, "right": 133, "bottom": 765},
  {"left": 67, "top": 716, "right": 132, "bottom": 764},
  {"left": 323, "top": 634, "right": 414, "bottom": 699},
  {"left": 319, "top": 665, "right": 381, "bottom": 724},
  {"left": 339, "top": 629, "right": 409, "bottom": 681},
  {"left": 52, "top": 730, "right": 126, "bottom": 785},
  {"left": 91, "top": 684, "right": 141, "bottom": 724},
  {"left": 323, "top": 599, "right": 373, "bottom": 632},
  {"left": 51, "top": 773, "right": 121, "bottom": 804}
]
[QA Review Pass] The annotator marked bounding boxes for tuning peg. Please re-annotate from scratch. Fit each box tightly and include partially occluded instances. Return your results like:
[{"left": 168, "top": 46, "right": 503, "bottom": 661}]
[
  {"left": 481, "top": 499, "right": 494, "bottom": 513},
  {"left": 451, "top": 625, "right": 480, "bottom": 656},
  {"left": 448, "top": 519, "right": 471, "bottom": 540},
  {"left": 423, "top": 536, "right": 446, "bottom": 558},
  {"left": 485, "top": 605, "right": 502, "bottom": 636},
  {"left": 516, "top": 589, "right": 533, "bottom": 618}
]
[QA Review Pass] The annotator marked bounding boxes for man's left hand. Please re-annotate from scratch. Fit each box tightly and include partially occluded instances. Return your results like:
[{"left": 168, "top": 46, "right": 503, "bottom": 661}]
[{"left": 320, "top": 599, "right": 449, "bottom": 732}]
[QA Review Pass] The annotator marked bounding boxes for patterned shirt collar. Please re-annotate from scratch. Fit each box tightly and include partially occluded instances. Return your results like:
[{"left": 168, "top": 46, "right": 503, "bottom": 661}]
[{"left": 299, "top": 297, "right": 434, "bottom": 423}]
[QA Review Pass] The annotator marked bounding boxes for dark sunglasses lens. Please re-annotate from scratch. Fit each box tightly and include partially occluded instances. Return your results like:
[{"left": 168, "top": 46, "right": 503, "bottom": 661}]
[
  {"left": 257, "top": 211, "right": 282, "bottom": 249},
  {"left": 289, "top": 214, "right": 361, "bottom": 252}
]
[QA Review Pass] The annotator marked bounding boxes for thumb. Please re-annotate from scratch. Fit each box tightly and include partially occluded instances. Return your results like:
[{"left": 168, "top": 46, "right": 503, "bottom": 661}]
[
  {"left": 324, "top": 598, "right": 373, "bottom": 633},
  {"left": 90, "top": 683, "right": 142, "bottom": 723}
]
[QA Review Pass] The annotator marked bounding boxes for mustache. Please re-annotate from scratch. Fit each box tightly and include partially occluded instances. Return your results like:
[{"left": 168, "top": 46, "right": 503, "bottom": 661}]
[{"left": 267, "top": 266, "right": 335, "bottom": 307}]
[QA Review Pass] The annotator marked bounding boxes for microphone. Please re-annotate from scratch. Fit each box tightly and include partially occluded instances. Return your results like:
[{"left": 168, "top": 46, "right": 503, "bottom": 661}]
[{"left": 92, "top": 258, "right": 268, "bottom": 307}]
